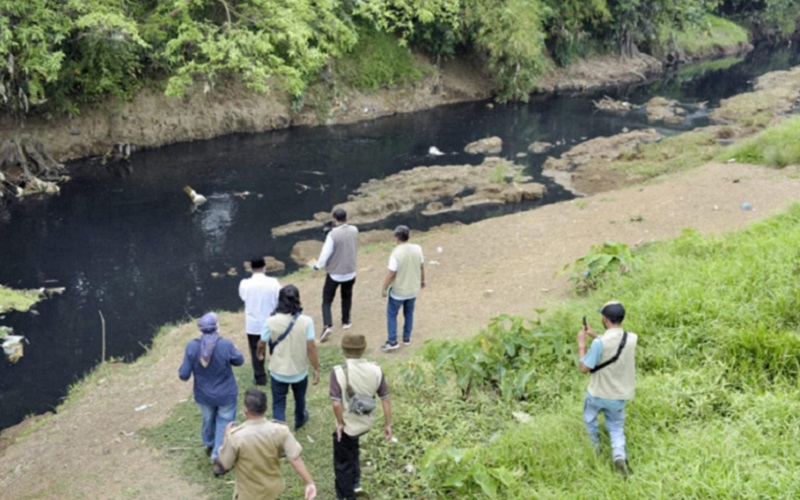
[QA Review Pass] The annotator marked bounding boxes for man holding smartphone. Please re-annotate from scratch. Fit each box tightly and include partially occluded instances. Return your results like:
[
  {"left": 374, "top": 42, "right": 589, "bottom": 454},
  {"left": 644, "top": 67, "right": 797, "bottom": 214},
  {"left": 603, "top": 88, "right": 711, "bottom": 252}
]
[{"left": 577, "top": 301, "right": 638, "bottom": 477}]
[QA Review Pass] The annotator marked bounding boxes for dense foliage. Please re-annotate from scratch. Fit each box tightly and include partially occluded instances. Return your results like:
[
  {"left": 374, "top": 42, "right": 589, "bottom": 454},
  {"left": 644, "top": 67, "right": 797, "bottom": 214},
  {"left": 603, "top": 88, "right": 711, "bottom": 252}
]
[{"left": 1, "top": 0, "right": 796, "bottom": 116}]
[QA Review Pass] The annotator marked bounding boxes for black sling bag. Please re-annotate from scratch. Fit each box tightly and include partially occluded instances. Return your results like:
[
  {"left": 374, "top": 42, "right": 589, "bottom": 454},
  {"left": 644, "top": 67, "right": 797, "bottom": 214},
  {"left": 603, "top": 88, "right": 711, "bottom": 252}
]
[
  {"left": 268, "top": 313, "right": 301, "bottom": 355},
  {"left": 590, "top": 331, "right": 628, "bottom": 373}
]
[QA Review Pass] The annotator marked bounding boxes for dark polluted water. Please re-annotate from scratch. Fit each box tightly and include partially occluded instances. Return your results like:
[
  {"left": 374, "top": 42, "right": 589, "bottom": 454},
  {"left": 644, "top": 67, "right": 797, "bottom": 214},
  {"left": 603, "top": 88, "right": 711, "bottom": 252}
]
[{"left": 1, "top": 43, "right": 799, "bottom": 430}]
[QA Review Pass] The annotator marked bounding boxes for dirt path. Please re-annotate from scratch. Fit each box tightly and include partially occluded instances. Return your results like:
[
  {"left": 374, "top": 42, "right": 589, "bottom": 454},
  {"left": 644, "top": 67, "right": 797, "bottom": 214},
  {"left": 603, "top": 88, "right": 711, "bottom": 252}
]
[{"left": 2, "top": 162, "right": 799, "bottom": 498}]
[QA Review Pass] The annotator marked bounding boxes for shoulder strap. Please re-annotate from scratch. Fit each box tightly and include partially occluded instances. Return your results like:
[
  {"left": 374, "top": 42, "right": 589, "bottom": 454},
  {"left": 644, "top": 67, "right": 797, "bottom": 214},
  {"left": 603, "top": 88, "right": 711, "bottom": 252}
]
[
  {"left": 590, "top": 331, "right": 627, "bottom": 373},
  {"left": 268, "top": 312, "right": 301, "bottom": 355}
]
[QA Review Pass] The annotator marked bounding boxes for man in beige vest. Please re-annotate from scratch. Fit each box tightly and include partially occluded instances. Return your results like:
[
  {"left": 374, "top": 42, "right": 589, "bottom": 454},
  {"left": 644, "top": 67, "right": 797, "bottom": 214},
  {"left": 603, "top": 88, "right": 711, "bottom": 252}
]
[
  {"left": 577, "top": 301, "right": 637, "bottom": 477},
  {"left": 217, "top": 389, "right": 317, "bottom": 500},
  {"left": 329, "top": 335, "right": 392, "bottom": 499},
  {"left": 380, "top": 225, "right": 425, "bottom": 351}
]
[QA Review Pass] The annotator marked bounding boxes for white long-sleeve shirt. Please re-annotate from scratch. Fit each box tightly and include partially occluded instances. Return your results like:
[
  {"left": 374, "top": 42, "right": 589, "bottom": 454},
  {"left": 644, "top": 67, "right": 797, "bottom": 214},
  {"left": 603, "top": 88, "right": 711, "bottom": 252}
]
[{"left": 239, "top": 273, "right": 281, "bottom": 335}]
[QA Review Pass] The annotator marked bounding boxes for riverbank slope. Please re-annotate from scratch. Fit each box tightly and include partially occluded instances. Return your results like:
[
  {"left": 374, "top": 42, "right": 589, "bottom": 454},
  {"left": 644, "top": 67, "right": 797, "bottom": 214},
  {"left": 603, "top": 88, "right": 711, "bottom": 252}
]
[
  {"left": 1, "top": 160, "right": 799, "bottom": 497},
  {"left": 1, "top": 53, "right": 667, "bottom": 163}
]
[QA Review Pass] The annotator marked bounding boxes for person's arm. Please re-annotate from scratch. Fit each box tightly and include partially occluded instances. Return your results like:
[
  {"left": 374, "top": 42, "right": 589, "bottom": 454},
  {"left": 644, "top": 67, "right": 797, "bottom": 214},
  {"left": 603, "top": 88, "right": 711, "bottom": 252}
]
[
  {"left": 178, "top": 344, "right": 194, "bottom": 381},
  {"left": 332, "top": 399, "right": 346, "bottom": 442},
  {"left": 381, "top": 270, "right": 396, "bottom": 298},
  {"left": 577, "top": 326, "right": 600, "bottom": 374},
  {"left": 238, "top": 280, "right": 246, "bottom": 301},
  {"left": 230, "top": 343, "right": 245, "bottom": 366},
  {"left": 288, "top": 456, "right": 316, "bottom": 500},
  {"left": 307, "top": 340, "right": 320, "bottom": 385},
  {"left": 420, "top": 263, "right": 426, "bottom": 289},
  {"left": 315, "top": 234, "right": 335, "bottom": 269},
  {"left": 217, "top": 422, "right": 237, "bottom": 471},
  {"left": 257, "top": 322, "right": 272, "bottom": 361},
  {"left": 381, "top": 397, "right": 392, "bottom": 441}
]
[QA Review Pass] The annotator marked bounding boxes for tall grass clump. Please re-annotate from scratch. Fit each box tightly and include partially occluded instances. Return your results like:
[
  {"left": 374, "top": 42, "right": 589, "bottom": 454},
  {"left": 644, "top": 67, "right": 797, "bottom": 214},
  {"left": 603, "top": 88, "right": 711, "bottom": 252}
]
[
  {"left": 719, "top": 115, "right": 800, "bottom": 168},
  {"left": 336, "top": 28, "right": 424, "bottom": 92}
]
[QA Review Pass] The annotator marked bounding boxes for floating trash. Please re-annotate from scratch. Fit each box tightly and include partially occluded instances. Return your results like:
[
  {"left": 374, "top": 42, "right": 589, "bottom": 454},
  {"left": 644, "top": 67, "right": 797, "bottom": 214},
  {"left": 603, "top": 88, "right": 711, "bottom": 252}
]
[{"left": 2, "top": 334, "right": 25, "bottom": 363}]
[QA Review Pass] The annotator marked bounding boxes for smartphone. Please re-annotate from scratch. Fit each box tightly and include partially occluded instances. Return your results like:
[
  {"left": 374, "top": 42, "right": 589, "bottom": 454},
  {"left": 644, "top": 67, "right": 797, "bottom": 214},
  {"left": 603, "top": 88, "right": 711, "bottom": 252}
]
[{"left": 582, "top": 315, "right": 588, "bottom": 328}]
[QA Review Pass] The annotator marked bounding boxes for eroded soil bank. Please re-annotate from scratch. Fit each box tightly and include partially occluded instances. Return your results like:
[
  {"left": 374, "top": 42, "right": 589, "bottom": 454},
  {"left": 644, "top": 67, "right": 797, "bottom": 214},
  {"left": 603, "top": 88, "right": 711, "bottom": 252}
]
[{"left": 0, "top": 54, "right": 666, "bottom": 164}]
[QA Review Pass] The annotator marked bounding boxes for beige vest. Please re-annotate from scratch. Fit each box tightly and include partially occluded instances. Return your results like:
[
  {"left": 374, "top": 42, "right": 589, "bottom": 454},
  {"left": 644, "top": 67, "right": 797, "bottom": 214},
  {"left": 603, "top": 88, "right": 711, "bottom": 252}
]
[
  {"left": 391, "top": 243, "right": 423, "bottom": 297},
  {"left": 267, "top": 313, "right": 312, "bottom": 377},
  {"left": 588, "top": 327, "right": 637, "bottom": 400},
  {"left": 334, "top": 358, "right": 383, "bottom": 437}
]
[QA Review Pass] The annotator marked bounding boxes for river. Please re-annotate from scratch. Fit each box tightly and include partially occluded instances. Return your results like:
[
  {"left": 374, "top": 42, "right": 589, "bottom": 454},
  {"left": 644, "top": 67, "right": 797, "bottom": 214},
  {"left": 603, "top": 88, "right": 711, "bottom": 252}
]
[{"left": 1, "top": 43, "right": 798, "bottom": 430}]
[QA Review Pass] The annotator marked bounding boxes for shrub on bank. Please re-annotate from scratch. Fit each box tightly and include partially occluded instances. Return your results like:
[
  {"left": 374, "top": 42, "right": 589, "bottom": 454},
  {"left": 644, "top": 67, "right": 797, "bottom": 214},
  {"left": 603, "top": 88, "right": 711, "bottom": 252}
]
[{"left": 720, "top": 115, "right": 800, "bottom": 168}]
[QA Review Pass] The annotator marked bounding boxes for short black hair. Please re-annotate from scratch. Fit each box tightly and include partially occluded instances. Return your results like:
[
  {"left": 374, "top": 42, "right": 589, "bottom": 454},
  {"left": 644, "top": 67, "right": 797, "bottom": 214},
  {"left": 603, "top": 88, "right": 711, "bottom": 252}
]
[
  {"left": 600, "top": 302, "right": 626, "bottom": 324},
  {"left": 275, "top": 284, "right": 303, "bottom": 315},
  {"left": 244, "top": 389, "right": 267, "bottom": 416},
  {"left": 333, "top": 208, "right": 347, "bottom": 222},
  {"left": 394, "top": 225, "right": 410, "bottom": 242}
]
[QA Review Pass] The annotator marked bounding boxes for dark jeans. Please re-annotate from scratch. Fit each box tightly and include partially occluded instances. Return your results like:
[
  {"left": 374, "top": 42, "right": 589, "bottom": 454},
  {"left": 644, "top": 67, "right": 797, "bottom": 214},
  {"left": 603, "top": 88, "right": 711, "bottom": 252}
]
[
  {"left": 271, "top": 375, "right": 309, "bottom": 429},
  {"left": 333, "top": 431, "right": 361, "bottom": 500},
  {"left": 322, "top": 275, "right": 356, "bottom": 327},
  {"left": 247, "top": 334, "right": 267, "bottom": 385}
]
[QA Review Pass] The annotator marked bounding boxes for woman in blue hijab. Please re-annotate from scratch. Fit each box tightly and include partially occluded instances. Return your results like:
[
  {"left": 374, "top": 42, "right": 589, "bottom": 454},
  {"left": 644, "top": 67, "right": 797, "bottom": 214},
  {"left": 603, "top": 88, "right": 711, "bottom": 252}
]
[{"left": 179, "top": 312, "right": 244, "bottom": 474}]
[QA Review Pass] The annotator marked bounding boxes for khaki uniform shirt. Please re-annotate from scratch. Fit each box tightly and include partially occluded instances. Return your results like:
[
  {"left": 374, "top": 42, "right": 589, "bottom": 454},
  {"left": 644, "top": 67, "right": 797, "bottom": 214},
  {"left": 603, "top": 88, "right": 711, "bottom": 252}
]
[{"left": 218, "top": 418, "right": 303, "bottom": 500}]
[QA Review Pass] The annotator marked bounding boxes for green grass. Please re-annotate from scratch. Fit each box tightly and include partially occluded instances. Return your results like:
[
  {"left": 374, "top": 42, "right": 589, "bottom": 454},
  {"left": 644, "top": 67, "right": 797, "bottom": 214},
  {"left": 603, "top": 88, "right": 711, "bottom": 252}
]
[
  {"left": 718, "top": 115, "right": 800, "bottom": 168},
  {"left": 605, "top": 130, "right": 723, "bottom": 180},
  {"left": 671, "top": 14, "right": 749, "bottom": 58},
  {"left": 336, "top": 28, "right": 425, "bottom": 92}
]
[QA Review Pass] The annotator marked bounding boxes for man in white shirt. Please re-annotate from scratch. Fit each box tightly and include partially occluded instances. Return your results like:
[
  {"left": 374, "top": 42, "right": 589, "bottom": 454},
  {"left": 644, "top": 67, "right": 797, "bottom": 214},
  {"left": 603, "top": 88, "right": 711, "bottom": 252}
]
[{"left": 239, "top": 257, "right": 281, "bottom": 385}]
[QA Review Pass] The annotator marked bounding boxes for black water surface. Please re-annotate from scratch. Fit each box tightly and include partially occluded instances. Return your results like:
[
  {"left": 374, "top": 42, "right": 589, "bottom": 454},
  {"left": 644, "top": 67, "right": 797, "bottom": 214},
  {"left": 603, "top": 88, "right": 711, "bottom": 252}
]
[{"left": 1, "top": 44, "right": 799, "bottom": 429}]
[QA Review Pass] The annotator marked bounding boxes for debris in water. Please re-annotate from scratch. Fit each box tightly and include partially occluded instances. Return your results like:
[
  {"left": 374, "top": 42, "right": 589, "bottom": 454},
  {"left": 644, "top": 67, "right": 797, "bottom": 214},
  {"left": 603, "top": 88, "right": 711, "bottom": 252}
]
[
  {"left": 428, "top": 146, "right": 445, "bottom": 156},
  {"left": 2, "top": 332, "right": 25, "bottom": 363},
  {"left": 183, "top": 185, "right": 207, "bottom": 205}
]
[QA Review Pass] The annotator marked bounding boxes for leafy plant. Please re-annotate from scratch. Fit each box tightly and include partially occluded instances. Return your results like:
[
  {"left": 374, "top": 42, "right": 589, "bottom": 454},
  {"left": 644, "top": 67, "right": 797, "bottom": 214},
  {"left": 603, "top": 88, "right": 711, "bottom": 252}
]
[{"left": 564, "top": 241, "right": 638, "bottom": 293}]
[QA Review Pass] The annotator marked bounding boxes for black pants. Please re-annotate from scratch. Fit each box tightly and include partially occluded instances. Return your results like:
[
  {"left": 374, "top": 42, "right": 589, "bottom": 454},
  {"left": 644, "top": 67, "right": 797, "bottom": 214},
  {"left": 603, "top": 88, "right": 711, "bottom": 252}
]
[
  {"left": 247, "top": 334, "right": 267, "bottom": 385},
  {"left": 333, "top": 431, "right": 361, "bottom": 500},
  {"left": 322, "top": 275, "right": 356, "bottom": 327}
]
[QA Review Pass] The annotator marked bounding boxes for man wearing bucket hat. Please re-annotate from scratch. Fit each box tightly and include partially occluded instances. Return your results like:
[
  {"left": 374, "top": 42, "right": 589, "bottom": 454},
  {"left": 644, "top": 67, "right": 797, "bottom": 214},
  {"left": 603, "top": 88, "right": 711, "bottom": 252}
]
[
  {"left": 179, "top": 312, "right": 244, "bottom": 474},
  {"left": 577, "top": 301, "right": 638, "bottom": 477},
  {"left": 329, "top": 334, "right": 392, "bottom": 499}
]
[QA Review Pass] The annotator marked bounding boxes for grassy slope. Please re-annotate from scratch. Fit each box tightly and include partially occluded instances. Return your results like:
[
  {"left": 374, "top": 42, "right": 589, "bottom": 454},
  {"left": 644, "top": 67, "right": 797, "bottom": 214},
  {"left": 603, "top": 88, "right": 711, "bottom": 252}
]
[{"left": 673, "top": 14, "right": 750, "bottom": 58}]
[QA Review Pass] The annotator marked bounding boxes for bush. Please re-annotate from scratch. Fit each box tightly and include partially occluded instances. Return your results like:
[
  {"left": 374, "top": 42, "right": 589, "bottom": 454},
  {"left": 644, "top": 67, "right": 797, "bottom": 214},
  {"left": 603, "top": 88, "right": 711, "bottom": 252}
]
[{"left": 335, "top": 28, "right": 424, "bottom": 92}]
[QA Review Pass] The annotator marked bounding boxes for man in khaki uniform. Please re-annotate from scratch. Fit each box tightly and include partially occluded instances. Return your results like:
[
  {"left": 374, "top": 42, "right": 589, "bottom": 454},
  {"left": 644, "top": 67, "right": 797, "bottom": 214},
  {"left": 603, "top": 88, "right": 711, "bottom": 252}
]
[
  {"left": 330, "top": 334, "right": 392, "bottom": 499},
  {"left": 217, "top": 389, "right": 317, "bottom": 500}
]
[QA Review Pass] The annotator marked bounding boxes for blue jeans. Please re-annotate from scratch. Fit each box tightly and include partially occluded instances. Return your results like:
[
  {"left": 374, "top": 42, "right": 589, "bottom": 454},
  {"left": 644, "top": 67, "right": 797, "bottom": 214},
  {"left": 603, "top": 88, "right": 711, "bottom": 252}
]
[
  {"left": 386, "top": 296, "right": 415, "bottom": 344},
  {"left": 198, "top": 401, "right": 237, "bottom": 461},
  {"left": 271, "top": 375, "right": 309, "bottom": 429},
  {"left": 583, "top": 397, "right": 627, "bottom": 460}
]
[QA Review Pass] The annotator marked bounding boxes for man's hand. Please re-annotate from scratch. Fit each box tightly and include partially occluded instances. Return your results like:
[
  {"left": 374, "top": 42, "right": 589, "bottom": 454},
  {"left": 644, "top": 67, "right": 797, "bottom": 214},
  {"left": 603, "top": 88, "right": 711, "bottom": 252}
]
[
  {"left": 256, "top": 340, "right": 267, "bottom": 361},
  {"left": 304, "top": 483, "right": 317, "bottom": 500},
  {"left": 336, "top": 422, "right": 344, "bottom": 442},
  {"left": 312, "top": 368, "right": 320, "bottom": 385},
  {"left": 224, "top": 421, "right": 236, "bottom": 437},
  {"left": 384, "top": 424, "right": 393, "bottom": 441},
  {"left": 381, "top": 288, "right": 387, "bottom": 298},
  {"left": 576, "top": 329, "right": 587, "bottom": 349}
]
